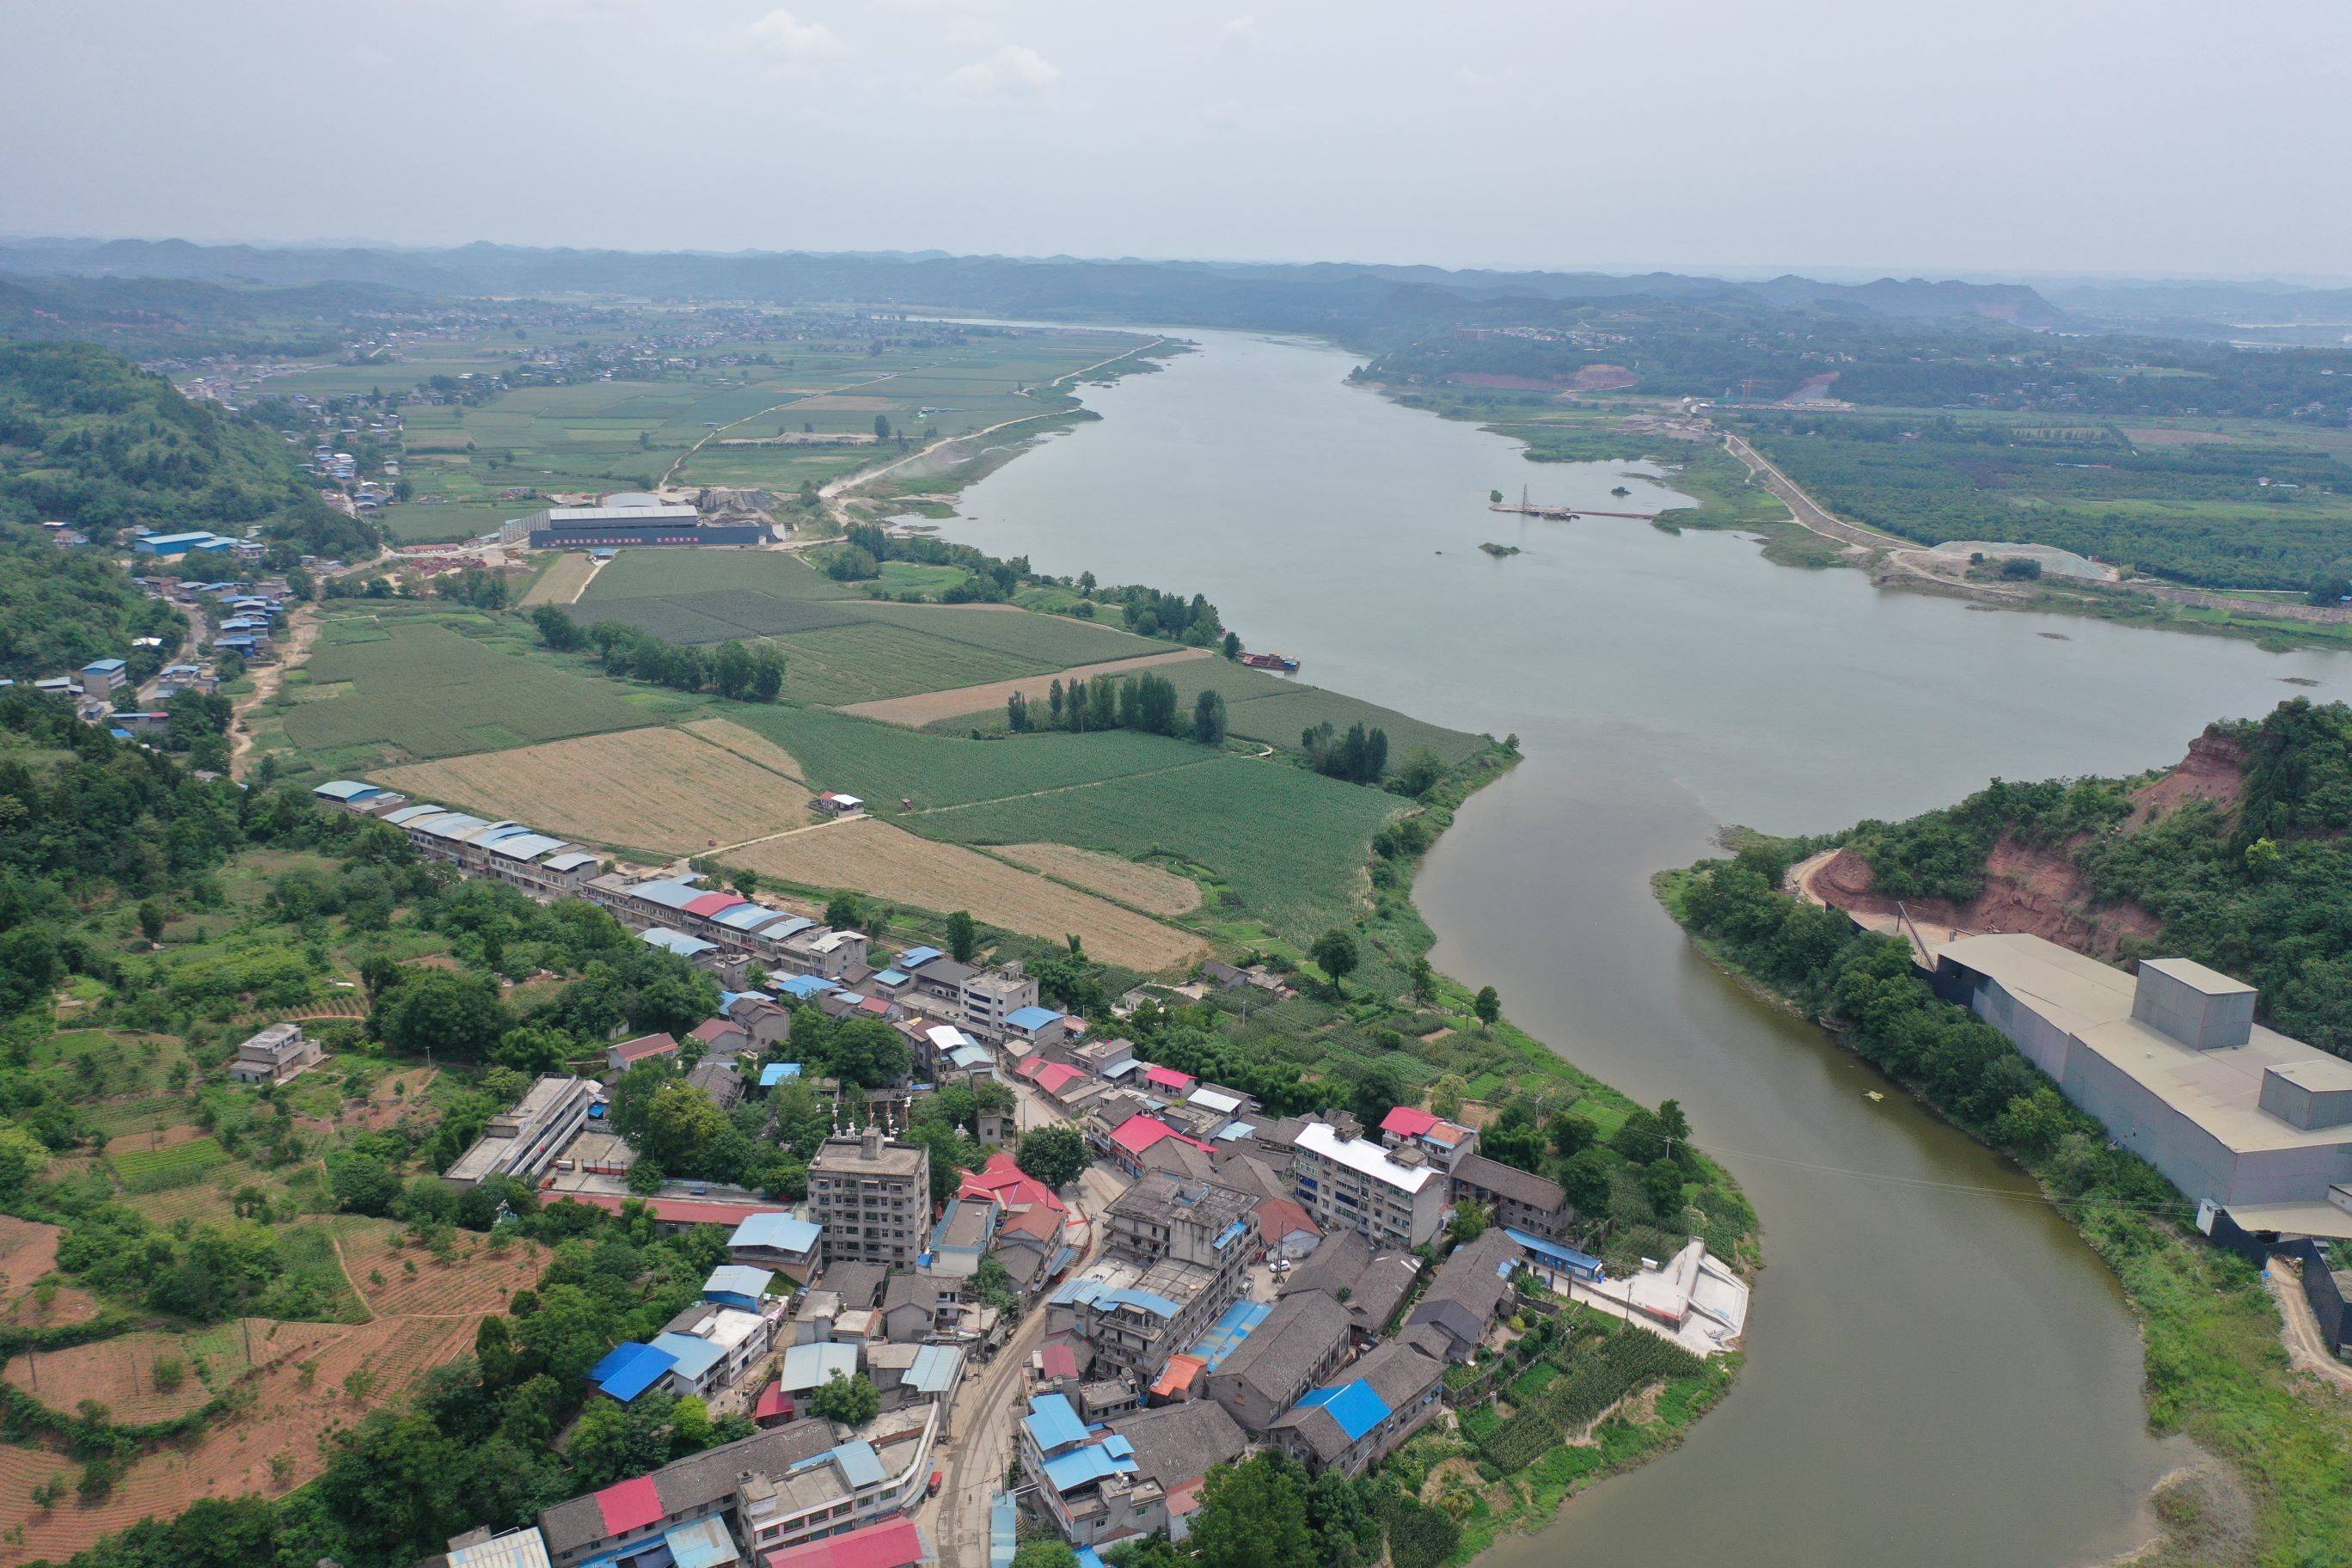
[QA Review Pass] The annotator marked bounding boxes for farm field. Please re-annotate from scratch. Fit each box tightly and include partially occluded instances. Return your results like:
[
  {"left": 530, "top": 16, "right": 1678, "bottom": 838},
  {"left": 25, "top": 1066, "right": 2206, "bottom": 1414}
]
[
  {"left": 763, "top": 620, "right": 1045, "bottom": 707},
  {"left": 844, "top": 646, "right": 1211, "bottom": 726},
  {"left": 382, "top": 502, "right": 513, "bottom": 545},
  {"left": 328, "top": 1216, "right": 547, "bottom": 1318},
  {"left": 519, "top": 551, "right": 599, "bottom": 607},
  {"left": 373, "top": 725, "right": 811, "bottom": 854},
  {"left": 731, "top": 817, "right": 1203, "bottom": 971},
  {"left": 582, "top": 588, "right": 867, "bottom": 645},
  {"left": 717, "top": 702, "right": 1208, "bottom": 808},
  {"left": 276, "top": 616, "right": 682, "bottom": 768},
  {"left": 579, "top": 548, "right": 851, "bottom": 604},
  {"left": 913, "top": 753, "right": 1404, "bottom": 942},
  {"left": 992, "top": 842, "right": 1204, "bottom": 917},
  {"left": 677, "top": 716, "right": 806, "bottom": 781},
  {"left": 0, "top": 1314, "right": 480, "bottom": 1567},
  {"left": 928, "top": 652, "right": 1490, "bottom": 763}
]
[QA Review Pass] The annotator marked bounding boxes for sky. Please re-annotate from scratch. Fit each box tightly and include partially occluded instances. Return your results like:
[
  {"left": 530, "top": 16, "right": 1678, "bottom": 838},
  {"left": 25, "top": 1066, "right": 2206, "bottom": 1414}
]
[{"left": 5, "top": 0, "right": 2349, "bottom": 281}]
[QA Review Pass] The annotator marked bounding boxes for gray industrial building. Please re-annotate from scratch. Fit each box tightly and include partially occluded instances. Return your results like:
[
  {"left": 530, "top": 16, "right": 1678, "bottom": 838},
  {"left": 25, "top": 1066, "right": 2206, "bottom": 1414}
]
[
  {"left": 1933, "top": 934, "right": 2352, "bottom": 1220},
  {"left": 526, "top": 492, "right": 764, "bottom": 548}
]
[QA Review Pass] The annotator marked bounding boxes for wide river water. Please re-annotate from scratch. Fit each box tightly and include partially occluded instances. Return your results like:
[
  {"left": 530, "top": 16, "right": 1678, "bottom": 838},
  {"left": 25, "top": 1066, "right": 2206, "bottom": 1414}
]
[{"left": 952, "top": 329, "right": 2352, "bottom": 1566}]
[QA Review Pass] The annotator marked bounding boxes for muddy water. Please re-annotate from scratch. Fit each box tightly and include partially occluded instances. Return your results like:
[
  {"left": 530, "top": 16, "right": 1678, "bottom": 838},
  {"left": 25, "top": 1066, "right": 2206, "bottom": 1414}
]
[{"left": 952, "top": 328, "right": 2352, "bottom": 1565}]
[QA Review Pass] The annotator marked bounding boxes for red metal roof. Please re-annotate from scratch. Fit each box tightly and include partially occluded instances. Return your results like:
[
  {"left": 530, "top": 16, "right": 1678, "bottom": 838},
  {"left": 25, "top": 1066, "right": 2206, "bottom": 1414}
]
[
  {"left": 763, "top": 1516, "right": 925, "bottom": 1568},
  {"left": 754, "top": 1382, "right": 795, "bottom": 1422},
  {"left": 683, "top": 892, "right": 743, "bottom": 917},
  {"left": 1033, "top": 1062, "right": 1084, "bottom": 1096},
  {"left": 595, "top": 1474, "right": 663, "bottom": 1537},
  {"left": 1142, "top": 1065, "right": 1196, "bottom": 1092},
  {"left": 1038, "top": 1340, "right": 1080, "bottom": 1380},
  {"left": 1110, "top": 1113, "right": 1210, "bottom": 1159},
  {"left": 613, "top": 1032, "right": 679, "bottom": 1062},
  {"left": 1381, "top": 1105, "right": 1440, "bottom": 1137},
  {"left": 689, "top": 1018, "right": 744, "bottom": 1042},
  {"left": 1151, "top": 1353, "right": 1206, "bottom": 1399}
]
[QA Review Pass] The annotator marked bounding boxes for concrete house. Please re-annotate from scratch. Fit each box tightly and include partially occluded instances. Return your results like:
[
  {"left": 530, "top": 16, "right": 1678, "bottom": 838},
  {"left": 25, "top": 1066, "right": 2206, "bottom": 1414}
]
[
  {"left": 227, "top": 1021, "right": 322, "bottom": 1086},
  {"left": 1204, "top": 1289, "right": 1354, "bottom": 1432}
]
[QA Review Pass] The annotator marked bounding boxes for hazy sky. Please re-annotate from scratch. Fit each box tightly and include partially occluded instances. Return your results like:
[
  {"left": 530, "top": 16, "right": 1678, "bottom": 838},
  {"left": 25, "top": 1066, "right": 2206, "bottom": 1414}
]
[{"left": 6, "top": 0, "right": 2349, "bottom": 279}]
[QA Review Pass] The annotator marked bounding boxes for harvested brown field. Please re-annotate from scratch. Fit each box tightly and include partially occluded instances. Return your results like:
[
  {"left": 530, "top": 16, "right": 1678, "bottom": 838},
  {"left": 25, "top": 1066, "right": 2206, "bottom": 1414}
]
[
  {"left": 3, "top": 1330, "right": 230, "bottom": 1423},
  {"left": 840, "top": 646, "right": 1211, "bottom": 728},
  {"left": 680, "top": 716, "right": 806, "bottom": 781},
  {"left": 520, "top": 551, "right": 598, "bottom": 607},
  {"left": 2122, "top": 426, "right": 2242, "bottom": 447},
  {"left": 0, "top": 1219, "right": 95, "bottom": 1328},
  {"left": 994, "top": 843, "right": 1203, "bottom": 916},
  {"left": 329, "top": 1216, "right": 547, "bottom": 1319},
  {"left": 735, "top": 818, "right": 1204, "bottom": 971},
  {"left": 374, "top": 725, "right": 811, "bottom": 854},
  {"left": 783, "top": 394, "right": 894, "bottom": 411},
  {"left": 0, "top": 1314, "right": 478, "bottom": 1565}
]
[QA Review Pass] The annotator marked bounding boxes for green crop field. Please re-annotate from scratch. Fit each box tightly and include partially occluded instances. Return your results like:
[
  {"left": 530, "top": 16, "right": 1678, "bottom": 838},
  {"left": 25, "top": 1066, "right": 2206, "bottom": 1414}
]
[
  {"left": 110, "top": 1134, "right": 229, "bottom": 1194},
  {"left": 282, "top": 616, "right": 677, "bottom": 763},
  {"left": 718, "top": 701, "right": 1204, "bottom": 807},
  {"left": 853, "top": 602, "right": 1161, "bottom": 666},
  {"left": 914, "top": 753, "right": 1401, "bottom": 940},
  {"left": 580, "top": 549, "right": 853, "bottom": 603},
  {"left": 382, "top": 502, "right": 518, "bottom": 544},
  {"left": 765, "top": 621, "right": 1046, "bottom": 706},
  {"left": 583, "top": 590, "right": 869, "bottom": 644}
]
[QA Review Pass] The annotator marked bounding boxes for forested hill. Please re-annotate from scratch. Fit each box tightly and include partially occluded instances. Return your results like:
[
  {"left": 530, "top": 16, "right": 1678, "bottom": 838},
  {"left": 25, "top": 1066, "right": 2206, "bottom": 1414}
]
[
  {"left": 0, "top": 521, "right": 186, "bottom": 679},
  {"left": 1833, "top": 698, "right": 2352, "bottom": 1054},
  {"left": 0, "top": 340, "right": 378, "bottom": 560}
]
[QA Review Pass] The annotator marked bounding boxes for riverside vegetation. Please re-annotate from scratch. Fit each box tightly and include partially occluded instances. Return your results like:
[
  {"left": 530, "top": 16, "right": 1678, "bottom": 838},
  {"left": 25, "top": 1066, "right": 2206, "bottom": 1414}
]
[{"left": 1663, "top": 708, "right": 2352, "bottom": 1567}]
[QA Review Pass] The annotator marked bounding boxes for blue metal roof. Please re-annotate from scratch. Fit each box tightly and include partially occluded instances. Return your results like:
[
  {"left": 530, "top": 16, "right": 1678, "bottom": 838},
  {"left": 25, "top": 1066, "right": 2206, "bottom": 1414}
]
[
  {"left": 780, "top": 1343, "right": 861, "bottom": 1391},
  {"left": 591, "top": 1341, "right": 677, "bottom": 1402},
  {"left": 1189, "top": 1299, "right": 1271, "bottom": 1370},
  {"left": 1022, "top": 1393, "right": 1088, "bottom": 1455},
  {"left": 949, "top": 1044, "right": 993, "bottom": 1069},
  {"left": 775, "top": 974, "right": 839, "bottom": 1000},
  {"left": 1006, "top": 1006, "right": 1061, "bottom": 1031},
  {"left": 873, "top": 969, "right": 910, "bottom": 987},
  {"left": 542, "top": 851, "right": 599, "bottom": 873},
  {"left": 705, "top": 1264, "right": 774, "bottom": 1302},
  {"left": 792, "top": 1440, "right": 885, "bottom": 1490},
  {"left": 989, "top": 1492, "right": 1018, "bottom": 1568},
  {"left": 488, "top": 833, "right": 569, "bottom": 861},
  {"left": 762, "top": 915, "right": 817, "bottom": 941},
  {"left": 641, "top": 927, "right": 717, "bottom": 958},
  {"left": 1042, "top": 1442, "right": 1136, "bottom": 1494},
  {"left": 1504, "top": 1228, "right": 1602, "bottom": 1281},
  {"left": 82, "top": 658, "right": 126, "bottom": 673},
  {"left": 649, "top": 1332, "right": 726, "bottom": 1382},
  {"left": 628, "top": 876, "right": 708, "bottom": 910},
  {"left": 759, "top": 1062, "right": 805, "bottom": 1087},
  {"left": 897, "top": 946, "right": 944, "bottom": 970},
  {"left": 664, "top": 1518, "right": 735, "bottom": 1568},
  {"left": 731, "top": 1212, "right": 819, "bottom": 1253},
  {"left": 312, "top": 781, "right": 383, "bottom": 801},
  {"left": 713, "top": 903, "right": 791, "bottom": 932},
  {"left": 905, "top": 1344, "right": 961, "bottom": 1394},
  {"left": 1295, "top": 1377, "right": 1390, "bottom": 1442}
]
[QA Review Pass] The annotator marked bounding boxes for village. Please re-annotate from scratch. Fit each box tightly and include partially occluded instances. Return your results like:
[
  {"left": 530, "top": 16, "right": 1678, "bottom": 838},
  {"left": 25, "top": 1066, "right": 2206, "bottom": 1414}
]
[{"left": 261, "top": 781, "right": 1754, "bottom": 1568}]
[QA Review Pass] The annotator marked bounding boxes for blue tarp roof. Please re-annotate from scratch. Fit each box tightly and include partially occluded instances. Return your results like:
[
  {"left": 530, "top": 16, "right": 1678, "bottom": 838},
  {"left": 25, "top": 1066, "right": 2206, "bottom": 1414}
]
[
  {"left": 650, "top": 1332, "right": 726, "bottom": 1382},
  {"left": 1022, "top": 1393, "right": 1088, "bottom": 1455},
  {"left": 1006, "top": 1006, "right": 1061, "bottom": 1031},
  {"left": 1504, "top": 1228, "right": 1603, "bottom": 1281},
  {"left": 1294, "top": 1377, "right": 1390, "bottom": 1442},
  {"left": 759, "top": 1062, "right": 805, "bottom": 1087},
  {"left": 1075, "top": 1551, "right": 1107, "bottom": 1568},
  {"left": 1189, "top": 1299, "right": 1271, "bottom": 1371},
  {"left": 731, "top": 1212, "right": 819, "bottom": 1253},
  {"left": 591, "top": 1341, "right": 677, "bottom": 1402}
]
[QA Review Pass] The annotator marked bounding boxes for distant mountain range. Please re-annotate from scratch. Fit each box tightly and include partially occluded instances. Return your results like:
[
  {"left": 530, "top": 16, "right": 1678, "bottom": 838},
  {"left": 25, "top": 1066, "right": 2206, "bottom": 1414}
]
[{"left": 0, "top": 237, "right": 2067, "bottom": 334}]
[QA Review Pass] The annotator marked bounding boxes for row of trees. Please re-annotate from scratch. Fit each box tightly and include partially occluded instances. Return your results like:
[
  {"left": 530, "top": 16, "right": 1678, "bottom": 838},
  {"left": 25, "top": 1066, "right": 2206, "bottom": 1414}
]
[
  {"left": 1302, "top": 720, "right": 1388, "bottom": 784},
  {"left": 1008, "top": 671, "right": 1227, "bottom": 747},
  {"left": 530, "top": 606, "right": 785, "bottom": 701}
]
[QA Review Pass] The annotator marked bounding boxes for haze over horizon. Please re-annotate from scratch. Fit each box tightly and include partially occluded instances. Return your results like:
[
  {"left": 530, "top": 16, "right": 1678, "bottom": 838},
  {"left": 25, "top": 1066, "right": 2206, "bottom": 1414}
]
[{"left": 8, "top": 0, "right": 2349, "bottom": 283}]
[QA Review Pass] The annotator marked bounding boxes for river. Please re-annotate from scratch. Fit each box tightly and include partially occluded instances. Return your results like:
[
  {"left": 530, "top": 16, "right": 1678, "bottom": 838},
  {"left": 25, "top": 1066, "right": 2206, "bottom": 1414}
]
[{"left": 949, "top": 329, "right": 2352, "bottom": 1566}]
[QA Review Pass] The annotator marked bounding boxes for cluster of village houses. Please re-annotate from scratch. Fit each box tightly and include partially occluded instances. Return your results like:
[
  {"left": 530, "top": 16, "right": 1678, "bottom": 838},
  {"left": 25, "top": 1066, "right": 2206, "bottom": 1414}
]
[
  {"left": 9, "top": 526, "right": 321, "bottom": 745},
  {"left": 291, "top": 781, "right": 1749, "bottom": 1568}
]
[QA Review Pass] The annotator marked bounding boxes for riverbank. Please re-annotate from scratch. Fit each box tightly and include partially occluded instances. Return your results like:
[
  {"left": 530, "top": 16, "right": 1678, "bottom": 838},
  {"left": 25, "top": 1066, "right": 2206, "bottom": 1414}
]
[
  {"left": 1359, "top": 379, "right": 2352, "bottom": 655},
  {"left": 1658, "top": 849, "right": 2352, "bottom": 1568}
]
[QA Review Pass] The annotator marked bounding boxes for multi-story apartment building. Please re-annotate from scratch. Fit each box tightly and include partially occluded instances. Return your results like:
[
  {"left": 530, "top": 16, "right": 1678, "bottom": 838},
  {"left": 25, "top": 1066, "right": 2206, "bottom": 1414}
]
[
  {"left": 1047, "top": 1174, "right": 1259, "bottom": 1377},
  {"left": 1291, "top": 1120, "right": 1450, "bottom": 1252},
  {"left": 809, "top": 1130, "right": 932, "bottom": 1267}
]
